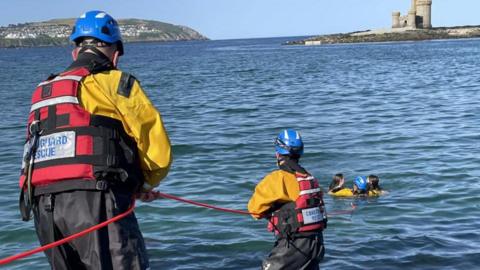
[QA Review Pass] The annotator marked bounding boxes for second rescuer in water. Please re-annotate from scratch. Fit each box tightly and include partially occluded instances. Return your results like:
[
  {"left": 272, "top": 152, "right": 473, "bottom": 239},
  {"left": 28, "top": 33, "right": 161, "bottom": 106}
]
[{"left": 248, "top": 129, "right": 327, "bottom": 270}]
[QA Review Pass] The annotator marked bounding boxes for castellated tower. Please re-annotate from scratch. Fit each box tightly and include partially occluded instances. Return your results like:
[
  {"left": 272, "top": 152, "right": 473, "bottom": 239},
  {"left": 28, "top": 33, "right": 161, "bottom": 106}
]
[
  {"left": 392, "top": 0, "right": 432, "bottom": 29},
  {"left": 416, "top": 0, "right": 432, "bottom": 28},
  {"left": 392, "top": 12, "right": 401, "bottom": 28},
  {"left": 407, "top": 9, "right": 417, "bottom": 28}
]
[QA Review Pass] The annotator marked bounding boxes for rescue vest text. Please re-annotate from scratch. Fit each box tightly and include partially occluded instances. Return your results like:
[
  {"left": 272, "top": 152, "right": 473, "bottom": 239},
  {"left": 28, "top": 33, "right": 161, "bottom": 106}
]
[{"left": 28, "top": 131, "right": 76, "bottom": 164}]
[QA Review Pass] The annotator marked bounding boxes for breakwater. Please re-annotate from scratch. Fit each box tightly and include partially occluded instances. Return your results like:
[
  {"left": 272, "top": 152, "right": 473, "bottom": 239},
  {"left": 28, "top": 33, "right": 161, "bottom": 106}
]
[{"left": 286, "top": 26, "right": 480, "bottom": 45}]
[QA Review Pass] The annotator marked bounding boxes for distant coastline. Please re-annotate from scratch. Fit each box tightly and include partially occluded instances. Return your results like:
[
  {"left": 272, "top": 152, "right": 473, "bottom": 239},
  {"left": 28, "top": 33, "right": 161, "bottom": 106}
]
[
  {"left": 0, "top": 18, "right": 208, "bottom": 48},
  {"left": 285, "top": 25, "right": 480, "bottom": 45}
]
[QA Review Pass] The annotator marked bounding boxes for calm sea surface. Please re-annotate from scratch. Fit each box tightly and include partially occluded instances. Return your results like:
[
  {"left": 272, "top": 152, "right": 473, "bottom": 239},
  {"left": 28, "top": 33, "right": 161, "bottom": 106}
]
[{"left": 1, "top": 37, "right": 480, "bottom": 269}]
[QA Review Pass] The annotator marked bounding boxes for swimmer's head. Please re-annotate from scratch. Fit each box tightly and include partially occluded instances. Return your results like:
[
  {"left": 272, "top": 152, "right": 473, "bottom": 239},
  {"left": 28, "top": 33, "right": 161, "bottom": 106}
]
[
  {"left": 368, "top": 175, "right": 380, "bottom": 189},
  {"left": 354, "top": 176, "right": 368, "bottom": 192}
]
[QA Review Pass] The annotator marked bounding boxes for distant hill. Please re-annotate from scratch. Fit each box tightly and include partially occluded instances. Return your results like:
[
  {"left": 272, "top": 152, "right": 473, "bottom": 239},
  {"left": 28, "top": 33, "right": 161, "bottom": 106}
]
[{"left": 0, "top": 18, "right": 208, "bottom": 48}]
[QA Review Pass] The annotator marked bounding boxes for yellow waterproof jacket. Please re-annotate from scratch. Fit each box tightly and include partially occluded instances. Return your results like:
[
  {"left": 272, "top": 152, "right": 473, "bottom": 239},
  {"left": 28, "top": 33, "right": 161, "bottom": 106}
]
[
  {"left": 79, "top": 69, "right": 172, "bottom": 191},
  {"left": 247, "top": 169, "right": 299, "bottom": 219}
]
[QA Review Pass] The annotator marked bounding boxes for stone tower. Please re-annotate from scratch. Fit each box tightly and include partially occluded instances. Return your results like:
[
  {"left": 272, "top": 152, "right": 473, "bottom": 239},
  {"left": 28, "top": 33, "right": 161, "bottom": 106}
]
[
  {"left": 407, "top": 0, "right": 417, "bottom": 28},
  {"left": 392, "top": 0, "right": 432, "bottom": 29},
  {"left": 392, "top": 11, "right": 401, "bottom": 28},
  {"left": 416, "top": 0, "right": 432, "bottom": 28}
]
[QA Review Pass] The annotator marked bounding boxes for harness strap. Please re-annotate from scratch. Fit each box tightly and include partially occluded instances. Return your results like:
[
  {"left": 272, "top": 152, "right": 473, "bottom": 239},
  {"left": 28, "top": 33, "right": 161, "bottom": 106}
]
[
  {"left": 18, "top": 189, "right": 31, "bottom": 221},
  {"left": 21, "top": 155, "right": 118, "bottom": 173},
  {"left": 46, "top": 106, "right": 57, "bottom": 131},
  {"left": 277, "top": 231, "right": 322, "bottom": 240},
  {"left": 19, "top": 115, "right": 43, "bottom": 221},
  {"left": 90, "top": 115, "right": 125, "bottom": 130},
  {"left": 33, "top": 179, "right": 110, "bottom": 196},
  {"left": 44, "top": 194, "right": 56, "bottom": 269},
  {"left": 33, "top": 125, "right": 116, "bottom": 137}
]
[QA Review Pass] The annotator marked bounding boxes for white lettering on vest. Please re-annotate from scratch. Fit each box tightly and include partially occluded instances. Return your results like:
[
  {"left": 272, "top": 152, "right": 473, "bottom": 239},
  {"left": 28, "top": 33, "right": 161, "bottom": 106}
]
[
  {"left": 30, "top": 131, "right": 76, "bottom": 164},
  {"left": 302, "top": 207, "right": 323, "bottom": 224}
]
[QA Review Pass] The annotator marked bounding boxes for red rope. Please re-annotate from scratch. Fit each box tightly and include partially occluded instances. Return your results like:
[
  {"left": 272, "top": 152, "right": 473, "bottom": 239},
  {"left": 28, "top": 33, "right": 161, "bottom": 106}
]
[
  {"left": 156, "top": 192, "right": 252, "bottom": 215},
  {"left": 0, "top": 200, "right": 135, "bottom": 266},
  {"left": 156, "top": 192, "right": 356, "bottom": 217},
  {"left": 0, "top": 192, "right": 355, "bottom": 266}
]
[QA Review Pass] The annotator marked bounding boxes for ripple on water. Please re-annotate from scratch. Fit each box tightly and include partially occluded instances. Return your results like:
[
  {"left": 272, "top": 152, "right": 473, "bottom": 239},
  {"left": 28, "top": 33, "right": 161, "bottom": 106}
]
[{"left": 1, "top": 38, "right": 480, "bottom": 269}]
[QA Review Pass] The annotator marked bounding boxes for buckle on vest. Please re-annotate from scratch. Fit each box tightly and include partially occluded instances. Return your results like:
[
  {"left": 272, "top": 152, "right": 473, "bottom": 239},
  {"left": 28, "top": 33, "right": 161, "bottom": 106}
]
[
  {"left": 306, "top": 198, "right": 321, "bottom": 206},
  {"left": 29, "top": 120, "right": 43, "bottom": 136},
  {"left": 107, "top": 155, "right": 119, "bottom": 167},
  {"left": 110, "top": 129, "right": 119, "bottom": 140},
  {"left": 44, "top": 194, "right": 55, "bottom": 212},
  {"left": 41, "top": 84, "right": 52, "bottom": 98},
  {"left": 96, "top": 180, "right": 109, "bottom": 191}
]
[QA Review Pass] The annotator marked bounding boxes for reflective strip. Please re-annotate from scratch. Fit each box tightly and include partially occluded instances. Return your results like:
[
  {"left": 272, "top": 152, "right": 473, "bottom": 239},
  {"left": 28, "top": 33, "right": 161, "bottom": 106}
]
[
  {"left": 297, "top": 176, "right": 315, "bottom": 181},
  {"left": 299, "top": 188, "right": 321, "bottom": 196},
  {"left": 37, "top": 75, "right": 83, "bottom": 87},
  {"left": 30, "top": 96, "right": 79, "bottom": 112}
]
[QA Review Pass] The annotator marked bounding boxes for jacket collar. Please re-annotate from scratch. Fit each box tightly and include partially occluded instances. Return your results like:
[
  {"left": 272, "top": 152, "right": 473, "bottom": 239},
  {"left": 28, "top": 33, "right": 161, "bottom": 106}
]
[{"left": 66, "top": 52, "right": 115, "bottom": 74}]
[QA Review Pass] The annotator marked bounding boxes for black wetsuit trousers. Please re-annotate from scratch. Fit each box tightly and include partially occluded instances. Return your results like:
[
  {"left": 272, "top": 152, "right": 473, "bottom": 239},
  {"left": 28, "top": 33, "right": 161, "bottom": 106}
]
[
  {"left": 33, "top": 189, "right": 149, "bottom": 270},
  {"left": 262, "top": 233, "right": 325, "bottom": 270}
]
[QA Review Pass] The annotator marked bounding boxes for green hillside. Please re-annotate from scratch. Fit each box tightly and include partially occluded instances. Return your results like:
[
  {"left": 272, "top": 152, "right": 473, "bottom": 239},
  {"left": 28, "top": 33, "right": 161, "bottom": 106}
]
[{"left": 0, "top": 18, "right": 208, "bottom": 48}]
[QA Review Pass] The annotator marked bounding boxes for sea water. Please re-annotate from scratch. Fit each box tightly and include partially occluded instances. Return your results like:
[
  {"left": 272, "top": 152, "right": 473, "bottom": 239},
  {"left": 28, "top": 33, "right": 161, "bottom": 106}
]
[{"left": 0, "top": 37, "right": 479, "bottom": 269}]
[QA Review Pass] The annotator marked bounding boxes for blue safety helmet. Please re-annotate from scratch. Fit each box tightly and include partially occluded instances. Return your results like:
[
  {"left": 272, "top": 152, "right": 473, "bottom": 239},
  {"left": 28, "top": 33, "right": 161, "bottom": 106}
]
[
  {"left": 70, "top": 10, "right": 124, "bottom": 55},
  {"left": 354, "top": 176, "right": 367, "bottom": 191},
  {"left": 274, "top": 129, "right": 304, "bottom": 156}
]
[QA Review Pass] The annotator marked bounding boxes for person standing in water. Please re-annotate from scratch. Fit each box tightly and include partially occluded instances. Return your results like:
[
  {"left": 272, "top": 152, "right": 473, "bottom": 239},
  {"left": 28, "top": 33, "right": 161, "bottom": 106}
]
[
  {"left": 248, "top": 129, "right": 327, "bottom": 270},
  {"left": 19, "top": 10, "right": 172, "bottom": 269}
]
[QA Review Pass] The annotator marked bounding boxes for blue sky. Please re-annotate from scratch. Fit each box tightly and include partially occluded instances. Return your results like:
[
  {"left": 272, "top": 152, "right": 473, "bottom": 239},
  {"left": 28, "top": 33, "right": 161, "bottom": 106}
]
[{"left": 1, "top": 0, "right": 480, "bottom": 40}]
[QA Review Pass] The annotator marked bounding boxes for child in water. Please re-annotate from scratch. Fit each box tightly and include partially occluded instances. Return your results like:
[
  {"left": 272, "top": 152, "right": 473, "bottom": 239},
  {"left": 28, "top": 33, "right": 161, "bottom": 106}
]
[
  {"left": 367, "top": 174, "right": 387, "bottom": 195},
  {"left": 328, "top": 173, "right": 345, "bottom": 193},
  {"left": 248, "top": 129, "right": 326, "bottom": 270},
  {"left": 328, "top": 175, "right": 386, "bottom": 197}
]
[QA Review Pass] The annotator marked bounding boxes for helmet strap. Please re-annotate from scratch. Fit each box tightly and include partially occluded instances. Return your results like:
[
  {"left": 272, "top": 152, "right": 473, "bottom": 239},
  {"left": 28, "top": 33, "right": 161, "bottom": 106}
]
[{"left": 112, "top": 50, "right": 120, "bottom": 67}]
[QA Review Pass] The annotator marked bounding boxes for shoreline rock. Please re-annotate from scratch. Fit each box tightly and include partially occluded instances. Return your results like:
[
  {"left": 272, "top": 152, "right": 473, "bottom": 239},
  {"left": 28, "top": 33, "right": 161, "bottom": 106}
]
[{"left": 285, "top": 25, "right": 480, "bottom": 45}]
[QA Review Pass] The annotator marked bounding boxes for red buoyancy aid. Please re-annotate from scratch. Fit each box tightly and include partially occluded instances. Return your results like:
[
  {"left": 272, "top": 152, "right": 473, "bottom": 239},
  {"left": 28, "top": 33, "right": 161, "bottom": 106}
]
[
  {"left": 268, "top": 172, "right": 327, "bottom": 236},
  {"left": 19, "top": 67, "right": 142, "bottom": 191}
]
